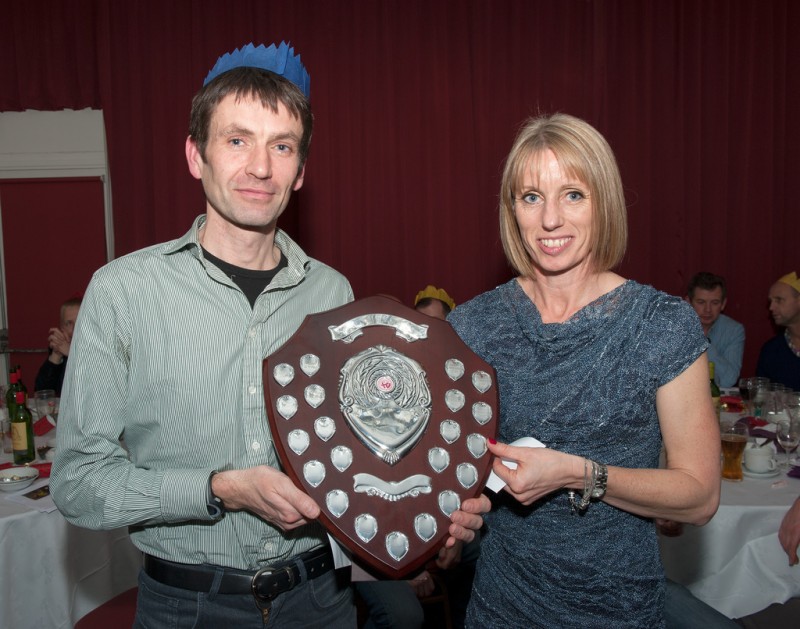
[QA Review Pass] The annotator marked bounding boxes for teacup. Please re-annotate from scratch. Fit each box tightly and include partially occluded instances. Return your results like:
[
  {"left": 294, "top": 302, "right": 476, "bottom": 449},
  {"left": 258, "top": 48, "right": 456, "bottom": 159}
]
[{"left": 743, "top": 447, "right": 777, "bottom": 474}]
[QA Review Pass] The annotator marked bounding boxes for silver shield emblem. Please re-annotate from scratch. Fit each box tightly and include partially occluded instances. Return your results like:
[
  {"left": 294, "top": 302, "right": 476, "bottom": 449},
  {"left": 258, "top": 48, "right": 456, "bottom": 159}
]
[{"left": 339, "top": 344, "right": 431, "bottom": 465}]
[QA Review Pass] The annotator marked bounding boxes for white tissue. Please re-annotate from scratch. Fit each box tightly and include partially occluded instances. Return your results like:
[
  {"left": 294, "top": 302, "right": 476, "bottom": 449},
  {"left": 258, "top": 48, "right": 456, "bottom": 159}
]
[{"left": 485, "top": 436, "right": 546, "bottom": 492}]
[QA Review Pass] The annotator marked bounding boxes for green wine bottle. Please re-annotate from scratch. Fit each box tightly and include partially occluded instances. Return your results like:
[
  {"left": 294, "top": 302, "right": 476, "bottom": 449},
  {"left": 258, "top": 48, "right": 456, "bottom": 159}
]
[
  {"left": 15, "top": 366, "right": 27, "bottom": 397},
  {"left": 11, "top": 391, "right": 35, "bottom": 465},
  {"left": 5, "top": 369, "right": 20, "bottom": 418}
]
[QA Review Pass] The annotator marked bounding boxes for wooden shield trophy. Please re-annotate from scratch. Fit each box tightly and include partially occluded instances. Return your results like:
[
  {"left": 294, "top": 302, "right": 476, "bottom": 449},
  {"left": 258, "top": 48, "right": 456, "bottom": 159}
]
[{"left": 264, "top": 295, "right": 498, "bottom": 578}]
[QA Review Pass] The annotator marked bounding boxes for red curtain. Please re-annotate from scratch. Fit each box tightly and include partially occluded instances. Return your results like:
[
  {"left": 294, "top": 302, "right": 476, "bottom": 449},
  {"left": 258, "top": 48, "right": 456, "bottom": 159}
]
[
  {"left": 0, "top": 178, "right": 107, "bottom": 383},
  {"left": 3, "top": 0, "right": 798, "bottom": 377}
]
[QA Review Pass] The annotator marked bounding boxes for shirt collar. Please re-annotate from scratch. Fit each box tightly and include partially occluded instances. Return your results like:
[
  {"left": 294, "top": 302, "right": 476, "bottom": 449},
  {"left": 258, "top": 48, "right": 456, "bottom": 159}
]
[{"left": 162, "top": 215, "right": 310, "bottom": 285}]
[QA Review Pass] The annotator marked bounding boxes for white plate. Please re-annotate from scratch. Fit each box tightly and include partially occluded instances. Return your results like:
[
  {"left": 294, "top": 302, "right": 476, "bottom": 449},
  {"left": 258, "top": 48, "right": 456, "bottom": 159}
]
[
  {"left": 0, "top": 466, "right": 40, "bottom": 492},
  {"left": 742, "top": 467, "right": 780, "bottom": 479}
]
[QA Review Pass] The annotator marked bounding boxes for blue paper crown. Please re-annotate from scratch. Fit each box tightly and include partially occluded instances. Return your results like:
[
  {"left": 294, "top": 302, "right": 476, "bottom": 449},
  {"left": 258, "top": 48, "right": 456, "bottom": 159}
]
[{"left": 203, "top": 42, "right": 310, "bottom": 99}]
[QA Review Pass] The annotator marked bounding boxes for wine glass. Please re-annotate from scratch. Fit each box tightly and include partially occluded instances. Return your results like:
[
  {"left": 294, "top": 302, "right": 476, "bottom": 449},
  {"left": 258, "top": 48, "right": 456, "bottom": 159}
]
[
  {"left": 749, "top": 377, "right": 770, "bottom": 418},
  {"left": 1, "top": 416, "right": 11, "bottom": 454},
  {"left": 34, "top": 389, "right": 56, "bottom": 421},
  {"left": 783, "top": 391, "right": 800, "bottom": 465},
  {"left": 763, "top": 384, "right": 789, "bottom": 424},
  {"left": 738, "top": 378, "right": 751, "bottom": 404},
  {"left": 775, "top": 416, "right": 800, "bottom": 472}
]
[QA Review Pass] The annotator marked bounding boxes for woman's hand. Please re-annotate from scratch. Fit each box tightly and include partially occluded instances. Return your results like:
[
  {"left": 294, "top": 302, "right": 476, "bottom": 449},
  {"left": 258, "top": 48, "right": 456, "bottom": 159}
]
[{"left": 486, "top": 440, "right": 584, "bottom": 505}]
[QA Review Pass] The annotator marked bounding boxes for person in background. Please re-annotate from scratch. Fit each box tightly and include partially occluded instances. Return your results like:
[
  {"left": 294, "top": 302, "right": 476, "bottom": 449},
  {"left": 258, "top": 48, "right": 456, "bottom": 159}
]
[
  {"left": 756, "top": 271, "right": 800, "bottom": 390},
  {"left": 448, "top": 113, "right": 720, "bottom": 627},
  {"left": 686, "top": 272, "right": 745, "bottom": 388},
  {"left": 51, "top": 42, "right": 486, "bottom": 628},
  {"left": 34, "top": 296, "right": 81, "bottom": 395},
  {"left": 414, "top": 285, "right": 455, "bottom": 320}
]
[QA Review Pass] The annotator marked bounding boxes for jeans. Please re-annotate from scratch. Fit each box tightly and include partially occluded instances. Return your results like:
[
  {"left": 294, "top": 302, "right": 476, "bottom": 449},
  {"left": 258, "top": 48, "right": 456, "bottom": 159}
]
[
  {"left": 133, "top": 566, "right": 355, "bottom": 628},
  {"left": 665, "top": 579, "right": 739, "bottom": 629},
  {"left": 354, "top": 581, "right": 424, "bottom": 629}
]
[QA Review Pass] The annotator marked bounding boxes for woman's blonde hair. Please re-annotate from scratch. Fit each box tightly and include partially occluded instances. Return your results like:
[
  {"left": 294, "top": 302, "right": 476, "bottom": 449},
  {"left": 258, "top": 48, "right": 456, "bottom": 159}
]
[{"left": 499, "top": 113, "right": 627, "bottom": 277}]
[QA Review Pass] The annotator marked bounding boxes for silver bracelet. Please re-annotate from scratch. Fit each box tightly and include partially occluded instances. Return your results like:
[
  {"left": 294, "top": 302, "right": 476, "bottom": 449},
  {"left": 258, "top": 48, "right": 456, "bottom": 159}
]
[
  {"left": 568, "top": 458, "right": 593, "bottom": 514},
  {"left": 569, "top": 459, "right": 608, "bottom": 513},
  {"left": 591, "top": 462, "right": 608, "bottom": 499}
]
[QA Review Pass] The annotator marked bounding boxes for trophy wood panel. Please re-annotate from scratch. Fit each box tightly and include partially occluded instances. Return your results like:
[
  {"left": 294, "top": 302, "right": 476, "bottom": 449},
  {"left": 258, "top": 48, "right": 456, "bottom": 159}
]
[{"left": 264, "top": 295, "right": 497, "bottom": 578}]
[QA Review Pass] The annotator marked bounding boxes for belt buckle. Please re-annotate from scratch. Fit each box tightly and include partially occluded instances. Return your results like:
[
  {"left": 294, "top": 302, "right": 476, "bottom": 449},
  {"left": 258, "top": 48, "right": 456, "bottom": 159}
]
[
  {"left": 251, "top": 564, "right": 296, "bottom": 603},
  {"left": 251, "top": 565, "right": 294, "bottom": 623}
]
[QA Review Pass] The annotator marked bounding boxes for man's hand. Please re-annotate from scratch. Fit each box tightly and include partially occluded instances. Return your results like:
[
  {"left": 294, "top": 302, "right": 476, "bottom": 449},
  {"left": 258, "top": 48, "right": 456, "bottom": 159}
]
[
  {"left": 779, "top": 497, "right": 800, "bottom": 565},
  {"left": 212, "top": 466, "right": 320, "bottom": 530},
  {"left": 442, "top": 493, "right": 490, "bottom": 550},
  {"left": 655, "top": 519, "right": 684, "bottom": 537},
  {"left": 48, "top": 327, "right": 72, "bottom": 360},
  {"left": 407, "top": 570, "right": 436, "bottom": 597},
  {"left": 435, "top": 539, "right": 463, "bottom": 570}
]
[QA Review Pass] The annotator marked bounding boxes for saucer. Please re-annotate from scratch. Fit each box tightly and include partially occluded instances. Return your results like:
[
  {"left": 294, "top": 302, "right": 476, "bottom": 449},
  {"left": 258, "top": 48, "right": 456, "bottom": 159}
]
[{"left": 742, "top": 467, "right": 780, "bottom": 479}]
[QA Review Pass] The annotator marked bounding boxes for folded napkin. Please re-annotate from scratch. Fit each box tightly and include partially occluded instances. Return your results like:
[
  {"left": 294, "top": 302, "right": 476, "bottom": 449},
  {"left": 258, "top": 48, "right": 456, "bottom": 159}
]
[
  {"left": 749, "top": 427, "right": 776, "bottom": 441},
  {"left": 742, "top": 415, "right": 769, "bottom": 428},
  {"left": 745, "top": 425, "right": 788, "bottom": 453},
  {"left": 0, "top": 461, "right": 51, "bottom": 477},
  {"left": 720, "top": 396, "right": 744, "bottom": 413},
  {"left": 33, "top": 415, "right": 56, "bottom": 436}
]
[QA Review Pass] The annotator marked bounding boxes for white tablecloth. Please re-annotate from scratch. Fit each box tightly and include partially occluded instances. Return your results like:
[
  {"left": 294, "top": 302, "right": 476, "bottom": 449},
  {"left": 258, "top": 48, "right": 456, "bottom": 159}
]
[
  {"left": 1, "top": 439, "right": 141, "bottom": 629},
  {"left": 660, "top": 472, "right": 800, "bottom": 619}
]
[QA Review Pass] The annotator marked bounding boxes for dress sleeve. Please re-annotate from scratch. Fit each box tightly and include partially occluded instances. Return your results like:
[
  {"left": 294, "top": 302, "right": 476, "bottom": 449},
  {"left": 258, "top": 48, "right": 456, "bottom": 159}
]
[{"left": 647, "top": 296, "right": 709, "bottom": 388}]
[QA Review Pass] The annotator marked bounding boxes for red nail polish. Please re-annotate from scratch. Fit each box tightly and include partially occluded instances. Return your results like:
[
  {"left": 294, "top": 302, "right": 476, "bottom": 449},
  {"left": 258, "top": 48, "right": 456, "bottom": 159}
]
[{"left": 488, "top": 438, "right": 497, "bottom": 445}]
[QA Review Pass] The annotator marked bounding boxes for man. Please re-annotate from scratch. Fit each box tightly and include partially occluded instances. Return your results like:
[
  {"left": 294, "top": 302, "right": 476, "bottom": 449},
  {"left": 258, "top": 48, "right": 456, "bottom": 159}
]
[
  {"left": 51, "top": 43, "right": 485, "bottom": 627},
  {"left": 35, "top": 295, "right": 81, "bottom": 395},
  {"left": 756, "top": 271, "right": 800, "bottom": 390},
  {"left": 686, "top": 272, "right": 745, "bottom": 387},
  {"left": 413, "top": 285, "right": 455, "bottom": 320}
]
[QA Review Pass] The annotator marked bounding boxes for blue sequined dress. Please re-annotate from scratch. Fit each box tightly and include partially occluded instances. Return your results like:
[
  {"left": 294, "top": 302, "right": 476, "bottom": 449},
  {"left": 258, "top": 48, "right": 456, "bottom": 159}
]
[{"left": 448, "top": 279, "right": 707, "bottom": 629}]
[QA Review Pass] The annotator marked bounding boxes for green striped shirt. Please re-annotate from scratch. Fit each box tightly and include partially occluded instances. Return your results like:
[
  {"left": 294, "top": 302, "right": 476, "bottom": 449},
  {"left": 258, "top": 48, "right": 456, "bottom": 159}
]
[{"left": 51, "top": 215, "right": 354, "bottom": 570}]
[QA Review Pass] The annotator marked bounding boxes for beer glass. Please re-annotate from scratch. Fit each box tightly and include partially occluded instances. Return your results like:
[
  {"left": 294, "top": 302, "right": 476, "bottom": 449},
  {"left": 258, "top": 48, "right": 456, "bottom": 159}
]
[{"left": 721, "top": 422, "right": 749, "bottom": 481}]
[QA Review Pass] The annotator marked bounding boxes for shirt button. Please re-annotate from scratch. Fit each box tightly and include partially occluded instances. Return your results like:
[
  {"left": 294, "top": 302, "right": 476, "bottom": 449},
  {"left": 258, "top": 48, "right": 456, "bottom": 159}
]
[
  {"left": 248, "top": 384, "right": 257, "bottom": 395},
  {"left": 252, "top": 441, "right": 261, "bottom": 451},
  {"left": 248, "top": 328, "right": 257, "bottom": 339}
]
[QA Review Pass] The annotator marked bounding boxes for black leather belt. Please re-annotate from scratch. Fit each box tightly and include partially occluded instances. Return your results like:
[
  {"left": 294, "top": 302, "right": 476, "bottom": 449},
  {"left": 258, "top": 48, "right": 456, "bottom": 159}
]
[{"left": 144, "top": 546, "right": 333, "bottom": 603}]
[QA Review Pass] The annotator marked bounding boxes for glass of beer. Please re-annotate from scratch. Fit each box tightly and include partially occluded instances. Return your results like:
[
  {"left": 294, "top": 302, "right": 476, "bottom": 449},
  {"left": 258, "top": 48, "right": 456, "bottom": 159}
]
[{"left": 721, "top": 421, "right": 749, "bottom": 481}]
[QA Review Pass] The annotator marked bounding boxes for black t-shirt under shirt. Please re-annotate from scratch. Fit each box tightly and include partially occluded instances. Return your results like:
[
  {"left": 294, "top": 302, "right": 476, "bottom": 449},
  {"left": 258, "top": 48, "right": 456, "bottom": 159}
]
[{"left": 202, "top": 248, "right": 288, "bottom": 308}]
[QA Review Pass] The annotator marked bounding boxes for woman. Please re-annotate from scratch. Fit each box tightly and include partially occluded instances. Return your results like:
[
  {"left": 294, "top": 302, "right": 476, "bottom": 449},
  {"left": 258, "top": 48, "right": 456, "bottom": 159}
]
[{"left": 448, "top": 113, "right": 720, "bottom": 628}]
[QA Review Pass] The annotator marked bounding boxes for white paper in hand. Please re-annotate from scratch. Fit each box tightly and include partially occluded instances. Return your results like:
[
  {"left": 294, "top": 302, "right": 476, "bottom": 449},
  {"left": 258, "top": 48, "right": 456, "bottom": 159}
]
[{"left": 485, "top": 436, "right": 546, "bottom": 492}]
